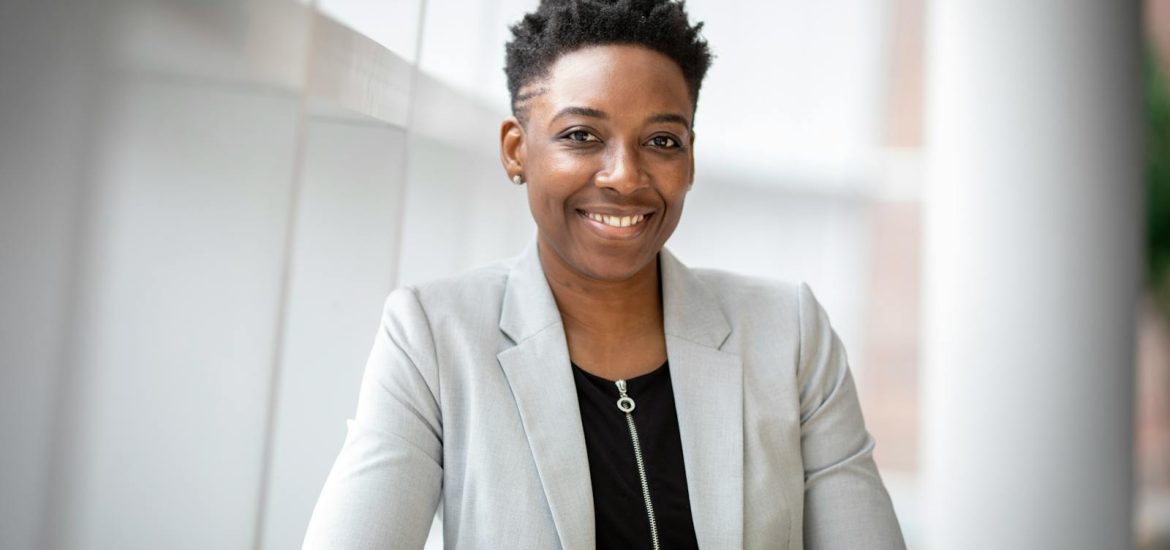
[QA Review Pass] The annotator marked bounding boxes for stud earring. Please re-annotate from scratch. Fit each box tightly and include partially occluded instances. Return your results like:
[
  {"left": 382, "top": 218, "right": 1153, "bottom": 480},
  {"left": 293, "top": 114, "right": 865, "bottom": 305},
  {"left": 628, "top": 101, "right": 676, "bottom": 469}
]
[{"left": 511, "top": 174, "right": 525, "bottom": 185}]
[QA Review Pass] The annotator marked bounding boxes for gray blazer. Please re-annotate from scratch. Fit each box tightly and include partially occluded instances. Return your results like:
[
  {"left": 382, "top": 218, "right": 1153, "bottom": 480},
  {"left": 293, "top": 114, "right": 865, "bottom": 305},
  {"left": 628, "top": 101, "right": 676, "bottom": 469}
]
[{"left": 303, "top": 237, "right": 906, "bottom": 549}]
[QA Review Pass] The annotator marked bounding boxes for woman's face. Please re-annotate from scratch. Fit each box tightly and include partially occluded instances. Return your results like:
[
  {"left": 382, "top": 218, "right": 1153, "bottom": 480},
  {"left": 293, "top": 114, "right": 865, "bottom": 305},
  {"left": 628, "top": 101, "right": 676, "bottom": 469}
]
[{"left": 500, "top": 45, "right": 695, "bottom": 282}]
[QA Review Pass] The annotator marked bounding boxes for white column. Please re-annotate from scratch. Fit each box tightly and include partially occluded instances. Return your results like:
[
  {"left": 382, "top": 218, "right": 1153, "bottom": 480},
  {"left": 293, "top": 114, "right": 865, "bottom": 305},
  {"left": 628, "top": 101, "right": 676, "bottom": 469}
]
[{"left": 920, "top": 2, "right": 1142, "bottom": 549}]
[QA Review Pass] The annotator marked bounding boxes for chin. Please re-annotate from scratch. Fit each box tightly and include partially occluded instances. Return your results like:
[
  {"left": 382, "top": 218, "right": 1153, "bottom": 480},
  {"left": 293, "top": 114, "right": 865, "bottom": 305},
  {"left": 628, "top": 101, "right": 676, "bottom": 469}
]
[
  {"left": 538, "top": 228, "right": 661, "bottom": 282},
  {"left": 573, "top": 245, "right": 656, "bottom": 282}
]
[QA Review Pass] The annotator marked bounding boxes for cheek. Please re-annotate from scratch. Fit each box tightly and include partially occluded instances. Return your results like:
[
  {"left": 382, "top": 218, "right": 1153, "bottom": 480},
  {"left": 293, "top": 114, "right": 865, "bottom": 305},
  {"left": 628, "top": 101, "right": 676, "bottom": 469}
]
[
  {"left": 665, "top": 190, "right": 688, "bottom": 222},
  {"left": 529, "top": 141, "right": 588, "bottom": 180},
  {"left": 529, "top": 154, "right": 595, "bottom": 217},
  {"left": 524, "top": 181, "right": 572, "bottom": 231},
  {"left": 643, "top": 148, "right": 692, "bottom": 175},
  {"left": 542, "top": 152, "right": 597, "bottom": 183},
  {"left": 525, "top": 184, "right": 554, "bottom": 217},
  {"left": 651, "top": 160, "right": 694, "bottom": 194},
  {"left": 660, "top": 176, "right": 690, "bottom": 222}
]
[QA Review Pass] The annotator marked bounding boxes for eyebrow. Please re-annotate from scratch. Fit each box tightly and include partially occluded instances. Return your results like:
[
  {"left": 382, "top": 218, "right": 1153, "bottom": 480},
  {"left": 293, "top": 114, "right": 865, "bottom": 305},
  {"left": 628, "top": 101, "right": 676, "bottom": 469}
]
[
  {"left": 549, "top": 106, "right": 693, "bottom": 129},
  {"left": 550, "top": 106, "right": 608, "bottom": 124},
  {"left": 646, "top": 112, "right": 692, "bottom": 128}
]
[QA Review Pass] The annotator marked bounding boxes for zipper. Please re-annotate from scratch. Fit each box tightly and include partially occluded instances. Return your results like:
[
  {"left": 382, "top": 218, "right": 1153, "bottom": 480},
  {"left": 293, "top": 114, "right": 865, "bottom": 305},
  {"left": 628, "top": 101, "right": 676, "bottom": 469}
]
[{"left": 615, "top": 379, "right": 660, "bottom": 550}]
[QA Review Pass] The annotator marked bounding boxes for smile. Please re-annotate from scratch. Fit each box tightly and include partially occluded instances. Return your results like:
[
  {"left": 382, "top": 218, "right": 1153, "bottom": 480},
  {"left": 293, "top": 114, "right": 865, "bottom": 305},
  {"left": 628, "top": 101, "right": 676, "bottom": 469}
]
[
  {"left": 576, "top": 209, "right": 654, "bottom": 240},
  {"left": 582, "top": 211, "right": 648, "bottom": 227}
]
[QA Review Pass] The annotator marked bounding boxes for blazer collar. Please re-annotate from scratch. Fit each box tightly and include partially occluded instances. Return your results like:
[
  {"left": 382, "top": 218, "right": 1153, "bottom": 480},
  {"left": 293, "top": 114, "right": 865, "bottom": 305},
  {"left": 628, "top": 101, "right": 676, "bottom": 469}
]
[
  {"left": 499, "top": 236, "right": 733, "bottom": 348},
  {"left": 498, "top": 237, "right": 562, "bottom": 344},
  {"left": 497, "top": 235, "right": 744, "bottom": 550}
]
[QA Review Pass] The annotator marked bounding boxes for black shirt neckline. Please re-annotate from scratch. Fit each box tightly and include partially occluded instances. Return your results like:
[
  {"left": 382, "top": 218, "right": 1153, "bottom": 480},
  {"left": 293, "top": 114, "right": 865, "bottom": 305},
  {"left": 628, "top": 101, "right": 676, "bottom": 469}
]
[{"left": 570, "top": 360, "right": 670, "bottom": 396}]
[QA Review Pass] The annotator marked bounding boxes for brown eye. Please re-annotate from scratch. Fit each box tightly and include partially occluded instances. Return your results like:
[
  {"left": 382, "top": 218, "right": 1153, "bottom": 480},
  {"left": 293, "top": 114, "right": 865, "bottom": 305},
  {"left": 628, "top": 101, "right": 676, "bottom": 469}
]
[
  {"left": 649, "top": 135, "right": 679, "bottom": 148},
  {"left": 566, "top": 130, "right": 599, "bottom": 142}
]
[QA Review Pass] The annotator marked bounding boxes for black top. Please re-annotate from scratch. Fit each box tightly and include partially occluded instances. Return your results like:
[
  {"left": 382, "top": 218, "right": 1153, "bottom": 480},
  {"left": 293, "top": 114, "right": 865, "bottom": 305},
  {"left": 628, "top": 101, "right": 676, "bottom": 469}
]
[{"left": 570, "top": 360, "right": 701, "bottom": 550}]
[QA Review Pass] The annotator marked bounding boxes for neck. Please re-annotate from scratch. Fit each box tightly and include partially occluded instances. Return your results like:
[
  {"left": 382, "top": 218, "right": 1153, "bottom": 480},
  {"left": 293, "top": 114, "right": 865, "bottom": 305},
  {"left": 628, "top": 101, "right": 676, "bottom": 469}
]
[{"left": 537, "top": 238, "right": 664, "bottom": 349}]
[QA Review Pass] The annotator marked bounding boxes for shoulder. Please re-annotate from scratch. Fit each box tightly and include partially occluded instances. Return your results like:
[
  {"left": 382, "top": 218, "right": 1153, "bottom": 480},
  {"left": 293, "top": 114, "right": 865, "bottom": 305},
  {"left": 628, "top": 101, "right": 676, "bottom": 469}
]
[
  {"left": 412, "top": 257, "right": 514, "bottom": 312},
  {"left": 688, "top": 266, "right": 835, "bottom": 349},
  {"left": 379, "top": 255, "right": 515, "bottom": 335},
  {"left": 688, "top": 266, "right": 815, "bottom": 318}
]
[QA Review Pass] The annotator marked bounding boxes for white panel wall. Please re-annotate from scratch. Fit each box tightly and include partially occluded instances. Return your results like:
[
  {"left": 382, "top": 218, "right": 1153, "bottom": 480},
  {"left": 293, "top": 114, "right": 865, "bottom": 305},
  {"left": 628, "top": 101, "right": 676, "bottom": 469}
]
[
  {"left": 394, "top": 0, "right": 539, "bottom": 286},
  {"left": 395, "top": 73, "right": 534, "bottom": 287},
  {"left": 259, "top": 118, "right": 409, "bottom": 550},
  {"left": 0, "top": 3, "right": 101, "bottom": 549},
  {"left": 52, "top": 76, "right": 302, "bottom": 550},
  {"left": 316, "top": 0, "right": 424, "bottom": 61},
  {"left": 11, "top": 2, "right": 316, "bottom": 549}
]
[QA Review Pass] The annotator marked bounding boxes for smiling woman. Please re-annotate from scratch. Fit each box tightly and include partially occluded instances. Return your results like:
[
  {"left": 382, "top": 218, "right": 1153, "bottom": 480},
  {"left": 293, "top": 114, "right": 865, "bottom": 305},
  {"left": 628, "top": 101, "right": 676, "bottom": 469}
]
[
  {"left": 303, "top": 1, "right": 907, "bottom": 549},
  {"left": 501, "top": 45, "right": 694, "bottom": 285}
]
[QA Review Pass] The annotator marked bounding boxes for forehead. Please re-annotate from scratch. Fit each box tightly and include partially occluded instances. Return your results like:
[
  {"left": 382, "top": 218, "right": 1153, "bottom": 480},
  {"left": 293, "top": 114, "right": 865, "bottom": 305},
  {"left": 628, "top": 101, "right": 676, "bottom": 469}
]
[{"left": 529, "top": 45, "right": 693, "bottom": 125}]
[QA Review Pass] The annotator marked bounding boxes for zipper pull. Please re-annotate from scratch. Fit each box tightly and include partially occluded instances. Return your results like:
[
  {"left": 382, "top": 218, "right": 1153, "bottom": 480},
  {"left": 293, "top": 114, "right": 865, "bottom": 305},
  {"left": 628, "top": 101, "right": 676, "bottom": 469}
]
[{"left": 615, "top": 379, "right": 636, "bottom": 413}]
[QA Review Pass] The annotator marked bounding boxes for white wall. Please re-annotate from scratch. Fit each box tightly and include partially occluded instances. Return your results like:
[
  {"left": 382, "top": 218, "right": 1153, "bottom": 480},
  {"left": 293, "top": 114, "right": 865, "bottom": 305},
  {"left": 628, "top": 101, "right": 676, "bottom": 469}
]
[
  {"left": 260, "top": 118, "right": 410, "bottom": 550},
  {"left": 57, "top": 73, "right": 302, "bottom": 550},
  {"left": 0, "top": 4, "right": 103, "bottom": 549}
]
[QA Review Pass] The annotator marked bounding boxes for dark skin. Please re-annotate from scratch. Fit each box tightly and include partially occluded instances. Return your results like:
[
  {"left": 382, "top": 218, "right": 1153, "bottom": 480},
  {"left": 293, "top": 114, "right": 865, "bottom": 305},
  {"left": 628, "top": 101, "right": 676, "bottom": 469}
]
[{"left": 499, "top": 45, "right": 696, "bottom": 381}]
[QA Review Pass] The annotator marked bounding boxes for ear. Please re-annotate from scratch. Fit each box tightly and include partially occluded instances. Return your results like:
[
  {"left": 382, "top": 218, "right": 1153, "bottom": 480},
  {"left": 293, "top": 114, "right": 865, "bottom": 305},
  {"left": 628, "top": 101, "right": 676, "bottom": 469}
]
[{"left": 500, "top": 116, "right": 526, "bottom": 180}]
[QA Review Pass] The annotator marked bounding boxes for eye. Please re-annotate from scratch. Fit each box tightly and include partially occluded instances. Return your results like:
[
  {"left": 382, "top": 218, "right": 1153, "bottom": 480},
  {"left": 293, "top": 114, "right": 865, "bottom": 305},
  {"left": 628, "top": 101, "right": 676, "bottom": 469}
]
[
  {"left": 564, "top": 130, "right": 600, "bottom": 143},
  {"left": 648, "top": 135, "right": 680, "bottom": 149}
]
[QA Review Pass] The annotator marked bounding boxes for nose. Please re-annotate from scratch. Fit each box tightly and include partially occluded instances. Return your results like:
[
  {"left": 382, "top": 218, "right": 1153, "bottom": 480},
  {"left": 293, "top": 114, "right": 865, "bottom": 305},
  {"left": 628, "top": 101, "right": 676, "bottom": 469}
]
[{"left": 594, "top": 141, "right": 648, "bottom": 194}]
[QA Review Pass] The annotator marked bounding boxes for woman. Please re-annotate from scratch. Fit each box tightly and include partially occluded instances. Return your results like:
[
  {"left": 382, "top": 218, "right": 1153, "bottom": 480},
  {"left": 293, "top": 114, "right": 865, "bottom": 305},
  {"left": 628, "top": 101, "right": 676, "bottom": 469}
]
[{"left": 303, "top": 1, "right": 906, "bottom": 548}]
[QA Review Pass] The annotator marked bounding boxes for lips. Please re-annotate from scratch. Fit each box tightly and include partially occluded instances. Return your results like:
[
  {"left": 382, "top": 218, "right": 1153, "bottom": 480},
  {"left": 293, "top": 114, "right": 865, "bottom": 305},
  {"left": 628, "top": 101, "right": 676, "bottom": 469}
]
[
  {"left": 580, "top": 210, "right": 649, "bottom": 227},
  {"left": 576, "top": 208, "right": 654, "bottom": 240}
]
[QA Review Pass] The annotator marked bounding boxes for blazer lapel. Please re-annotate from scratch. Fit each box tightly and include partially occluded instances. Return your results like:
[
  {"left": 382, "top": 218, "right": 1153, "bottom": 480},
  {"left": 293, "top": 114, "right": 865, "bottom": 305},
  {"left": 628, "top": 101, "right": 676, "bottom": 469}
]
[
  {"left": 496, "top": 238, "right": 744, "bottom": 549},
  {"left": 497, "top": 238, "right": 595, "bottom": 550},
  {"left": 660, "top": 246, "right": 745, "bottom": 549}
]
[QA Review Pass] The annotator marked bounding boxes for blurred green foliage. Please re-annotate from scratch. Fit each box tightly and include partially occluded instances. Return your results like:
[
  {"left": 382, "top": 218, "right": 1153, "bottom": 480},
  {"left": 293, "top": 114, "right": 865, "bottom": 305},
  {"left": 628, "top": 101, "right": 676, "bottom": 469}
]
[{"left": 1148, "top": 48, "right": 1170, "bottom": 306}]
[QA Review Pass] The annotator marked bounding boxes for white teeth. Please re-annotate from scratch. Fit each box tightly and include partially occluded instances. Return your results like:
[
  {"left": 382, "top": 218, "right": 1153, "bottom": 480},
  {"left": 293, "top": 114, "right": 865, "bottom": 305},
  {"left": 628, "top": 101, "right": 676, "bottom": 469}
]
[{"left": 585, "top": 212, "right": 646, "bottom": 228}]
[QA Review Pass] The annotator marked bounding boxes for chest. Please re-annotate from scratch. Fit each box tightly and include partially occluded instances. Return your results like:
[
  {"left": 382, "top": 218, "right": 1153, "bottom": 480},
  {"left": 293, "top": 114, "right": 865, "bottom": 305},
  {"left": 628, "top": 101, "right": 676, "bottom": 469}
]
[
  {"left": 563, "top": 330, "right": 669, "bottom": 381},
  {"left": 431, "top": 338, "right": 803, "bottom": 549}
]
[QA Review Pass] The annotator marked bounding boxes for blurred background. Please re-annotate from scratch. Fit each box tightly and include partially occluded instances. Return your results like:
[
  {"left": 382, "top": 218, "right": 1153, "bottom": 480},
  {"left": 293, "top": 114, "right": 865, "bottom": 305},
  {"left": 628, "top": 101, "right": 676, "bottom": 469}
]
[{"left": 0, "top": 0, "right": 1162, "bottom": 548}]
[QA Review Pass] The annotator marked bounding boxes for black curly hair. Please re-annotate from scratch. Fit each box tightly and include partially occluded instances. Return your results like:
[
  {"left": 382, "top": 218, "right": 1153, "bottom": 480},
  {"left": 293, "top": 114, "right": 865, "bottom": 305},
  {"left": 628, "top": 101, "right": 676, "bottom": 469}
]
[{"left": 504, "top": 0, "right": 714, "bottom": 126}]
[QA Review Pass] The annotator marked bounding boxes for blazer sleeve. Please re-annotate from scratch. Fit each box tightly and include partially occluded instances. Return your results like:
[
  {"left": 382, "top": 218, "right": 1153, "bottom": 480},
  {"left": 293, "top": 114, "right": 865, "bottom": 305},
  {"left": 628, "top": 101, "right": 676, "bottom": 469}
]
[
  {"left": 303, "top": 287, "right": 443, "bottom": 550},
  {"left": 796, "top": 282, "right": 907, "bottom": 549}
]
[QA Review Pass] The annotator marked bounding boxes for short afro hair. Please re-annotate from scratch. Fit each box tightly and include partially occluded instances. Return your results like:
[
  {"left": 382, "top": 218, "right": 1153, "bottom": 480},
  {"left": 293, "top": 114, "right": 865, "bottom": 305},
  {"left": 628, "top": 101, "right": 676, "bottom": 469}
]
[{"left": 504, "top": 0, "right": 714, "bottom": 125}]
